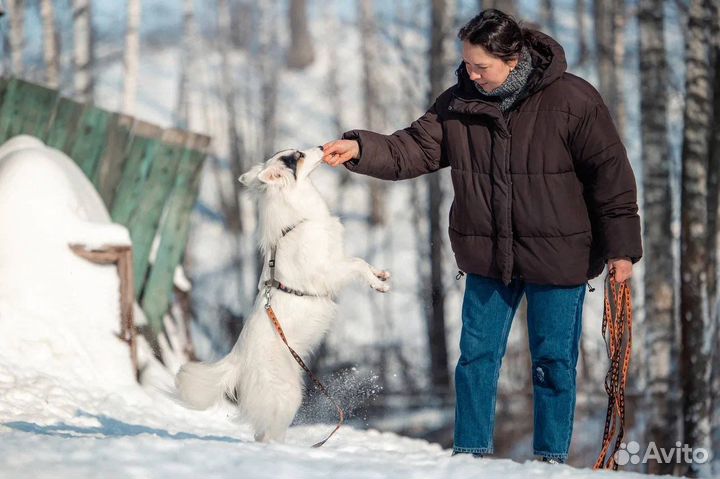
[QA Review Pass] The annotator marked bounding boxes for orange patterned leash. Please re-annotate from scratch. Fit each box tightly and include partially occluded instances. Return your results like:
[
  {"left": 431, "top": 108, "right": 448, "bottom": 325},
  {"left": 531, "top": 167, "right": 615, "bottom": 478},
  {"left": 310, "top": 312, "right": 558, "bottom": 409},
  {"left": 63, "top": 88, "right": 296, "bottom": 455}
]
[
  {"left": 593, "top": 267, "right": 633, "bottom": 470},
  {"left": 265, "top": 304, "right": 345, "bottom": 448}
]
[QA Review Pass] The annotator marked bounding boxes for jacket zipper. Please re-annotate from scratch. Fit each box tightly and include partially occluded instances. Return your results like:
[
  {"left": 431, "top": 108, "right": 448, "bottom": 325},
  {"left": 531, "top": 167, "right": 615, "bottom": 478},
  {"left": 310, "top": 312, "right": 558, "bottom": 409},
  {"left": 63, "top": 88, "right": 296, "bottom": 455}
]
[{"left": 456, "top": 270, "right": 465, "bottom": 280}]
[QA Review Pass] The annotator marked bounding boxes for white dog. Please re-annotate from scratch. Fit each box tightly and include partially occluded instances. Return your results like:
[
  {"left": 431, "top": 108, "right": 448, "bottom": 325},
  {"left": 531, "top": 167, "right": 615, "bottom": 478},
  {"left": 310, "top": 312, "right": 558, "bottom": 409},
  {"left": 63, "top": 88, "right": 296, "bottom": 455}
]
[{"left": 174, "top": 146, "right": 390, "bottom": 442}]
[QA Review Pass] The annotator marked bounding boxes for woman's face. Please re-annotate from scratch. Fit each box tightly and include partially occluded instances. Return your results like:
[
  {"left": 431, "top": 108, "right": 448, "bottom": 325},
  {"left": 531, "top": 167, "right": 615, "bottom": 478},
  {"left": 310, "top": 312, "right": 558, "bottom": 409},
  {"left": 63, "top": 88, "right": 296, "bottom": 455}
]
[{"left": 462, "top": 40, "right": 519, "bottom": 93}]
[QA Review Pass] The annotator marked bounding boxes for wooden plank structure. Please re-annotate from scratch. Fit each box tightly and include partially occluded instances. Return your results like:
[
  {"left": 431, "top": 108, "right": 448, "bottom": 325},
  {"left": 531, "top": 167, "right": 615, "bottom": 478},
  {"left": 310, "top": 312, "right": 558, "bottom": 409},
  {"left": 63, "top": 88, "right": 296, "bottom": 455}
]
[
  {"left": 69, "top": 244, "right": 139, "bottom": 379},
  {"left": 0, "top": 77, "right": 211, "bottom": 354}
]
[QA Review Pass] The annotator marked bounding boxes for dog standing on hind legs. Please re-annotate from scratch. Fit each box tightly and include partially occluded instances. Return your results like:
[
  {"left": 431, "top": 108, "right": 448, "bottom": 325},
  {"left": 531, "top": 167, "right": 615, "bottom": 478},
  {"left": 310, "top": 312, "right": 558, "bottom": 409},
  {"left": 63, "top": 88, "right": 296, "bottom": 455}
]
[{"left": 174, "top": 146, "right": 391, "bottom": 443}]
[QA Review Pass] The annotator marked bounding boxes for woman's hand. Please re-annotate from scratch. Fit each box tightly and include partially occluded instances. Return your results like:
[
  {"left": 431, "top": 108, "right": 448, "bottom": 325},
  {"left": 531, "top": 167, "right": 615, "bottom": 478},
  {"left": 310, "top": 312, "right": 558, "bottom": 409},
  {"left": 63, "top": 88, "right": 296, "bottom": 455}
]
[
  {"left": 607, "top": 258, "right": 633, "bottom": 283},
  {"left": 322, "top": 140, "right": 360, "bottom": 167}
]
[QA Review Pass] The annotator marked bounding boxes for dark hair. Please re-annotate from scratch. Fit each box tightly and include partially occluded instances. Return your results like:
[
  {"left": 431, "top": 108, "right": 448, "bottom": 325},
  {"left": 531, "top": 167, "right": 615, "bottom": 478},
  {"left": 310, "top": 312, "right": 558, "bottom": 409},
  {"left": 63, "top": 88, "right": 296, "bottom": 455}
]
[{"left": 457, "top": 9, "right": 529, "bottom": 62}]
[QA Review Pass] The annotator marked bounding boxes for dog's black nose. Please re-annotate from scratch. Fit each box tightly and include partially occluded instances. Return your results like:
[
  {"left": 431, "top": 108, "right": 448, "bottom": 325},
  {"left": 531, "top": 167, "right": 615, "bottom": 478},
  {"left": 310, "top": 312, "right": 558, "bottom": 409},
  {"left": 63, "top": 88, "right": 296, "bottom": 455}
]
[{"left": 317, "top": 145, "right": 324, "bottom": 151}]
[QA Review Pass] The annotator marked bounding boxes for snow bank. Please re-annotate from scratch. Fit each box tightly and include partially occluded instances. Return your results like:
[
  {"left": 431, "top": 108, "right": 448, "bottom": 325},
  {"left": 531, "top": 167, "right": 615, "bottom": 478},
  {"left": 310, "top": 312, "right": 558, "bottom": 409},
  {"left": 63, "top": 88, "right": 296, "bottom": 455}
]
[{"left": 0, "top": 135, "right": 133, "bottom": 390}]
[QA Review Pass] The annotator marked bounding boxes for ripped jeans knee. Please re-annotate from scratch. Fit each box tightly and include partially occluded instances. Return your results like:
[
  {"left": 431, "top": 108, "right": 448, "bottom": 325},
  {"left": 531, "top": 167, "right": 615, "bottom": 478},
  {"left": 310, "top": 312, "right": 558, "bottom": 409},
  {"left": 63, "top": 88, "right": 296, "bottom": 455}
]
[{"left": 532, "top": 359, "right": 575, "bottom": 392}]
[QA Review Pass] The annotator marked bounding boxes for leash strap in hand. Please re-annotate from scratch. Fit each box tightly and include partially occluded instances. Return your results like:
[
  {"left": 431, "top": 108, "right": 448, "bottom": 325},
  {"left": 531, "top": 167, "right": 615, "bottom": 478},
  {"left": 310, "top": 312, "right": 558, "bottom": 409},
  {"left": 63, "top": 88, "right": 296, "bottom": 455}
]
[{"left": 593, "top": 268, "right": 633, "bottom": 470}]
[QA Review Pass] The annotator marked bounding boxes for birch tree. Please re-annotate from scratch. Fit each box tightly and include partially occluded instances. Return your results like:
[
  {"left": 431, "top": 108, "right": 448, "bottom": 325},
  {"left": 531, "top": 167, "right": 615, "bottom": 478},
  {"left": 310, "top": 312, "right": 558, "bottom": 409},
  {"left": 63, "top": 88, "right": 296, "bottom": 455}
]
[
  {"left": 40, "top": 0, "right": 59, "bottom": 88},
  {"left": 175, "top": 0, "right": 196, "bottom": 129},
  {"left": 679, "top": 0, "right": 715, "bottom": 476},
  {"left": 612, "top": 0, "right": 627, "bottom": 134},
  {"left": 593, "top": 0, "right": 618, "bottom": 117},
  {"left": 122, "top": 0, "right": 142, "bottom": 114},
  {"left": 72, "top": 0, "right": 93, "bottom": 101},
  {"left": 575, "top": 0, "right": 589, "bottom": 67},
  {"left": 426, "top": 0, "right": 455, "bottom": 395},
  {"left": 358, "top": 0, "right": 387, "bottom": 226},
  {"left": 639, "top": 1, "right": 679, "bottom": 475},
  {"left": 7, "top": 0, "right": 25, "bottom": 77},
  {"left": 256, "top": 2, "right": 279, "bottom": 161},
  {"left": 286, "top": 0, "right": 314, "bottom": 69},
  {"left": 217, "top": 0, "right": 244, "bottom": 237},
  {"left": 706, "top": 0, "right": 720, "bottom": 468}
]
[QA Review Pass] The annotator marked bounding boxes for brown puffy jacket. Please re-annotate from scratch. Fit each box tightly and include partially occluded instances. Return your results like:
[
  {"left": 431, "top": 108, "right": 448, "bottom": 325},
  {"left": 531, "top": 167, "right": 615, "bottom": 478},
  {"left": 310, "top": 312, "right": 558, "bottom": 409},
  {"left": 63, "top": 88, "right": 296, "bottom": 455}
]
[{"left": 342, "top": 29, "right": 642, "bottom": 286}]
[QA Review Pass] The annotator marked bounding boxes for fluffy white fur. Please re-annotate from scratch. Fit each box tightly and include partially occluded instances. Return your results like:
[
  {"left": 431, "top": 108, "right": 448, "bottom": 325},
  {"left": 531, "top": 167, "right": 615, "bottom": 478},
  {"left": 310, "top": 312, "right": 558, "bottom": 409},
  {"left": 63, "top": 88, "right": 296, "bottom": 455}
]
[{"left": 174, "top": 146, "right": 390, "bottom": 442}]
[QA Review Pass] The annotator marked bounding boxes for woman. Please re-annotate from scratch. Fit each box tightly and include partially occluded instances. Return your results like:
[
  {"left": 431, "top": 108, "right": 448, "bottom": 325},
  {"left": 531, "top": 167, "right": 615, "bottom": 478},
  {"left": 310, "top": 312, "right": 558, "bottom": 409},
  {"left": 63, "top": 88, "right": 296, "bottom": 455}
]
[{"left": 322, "top": 9, "right": 642, "bottom": 464}]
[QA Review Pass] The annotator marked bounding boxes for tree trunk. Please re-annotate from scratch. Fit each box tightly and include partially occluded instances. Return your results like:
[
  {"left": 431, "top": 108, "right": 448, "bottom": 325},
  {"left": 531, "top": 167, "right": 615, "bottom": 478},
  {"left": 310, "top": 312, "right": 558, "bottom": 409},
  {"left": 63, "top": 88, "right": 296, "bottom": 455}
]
[
  {"left": 706, "top": 0, "right": 720, "bottom": 336},
  {"left": 7, "top": 0, "right": 25, "bottom": 77},
  {"left": 679, "top": 0, "right": 715, "bottom": 476},
  {"left": 72, "top": 0, "right": 94, "bottom": 101},
  {"left": 593, "top": 0, "right": 618, "bottom": 116},
  {"left": 174, "top": 0, "right": 196, "bottom": 129},
  {"left": 286, "top": 0, "right": 314, "bottom": 69},
  {"left": 575, "top": 0, "right": 590, "bottom": 67},
  {"left": 707, "top": 0, "right": 720, "bottom": 467},
  {"left": 612, "top": 0, "right": 627, "bottom": 134},
  {"left": 426, "top": 0, "right": 455, "bottom": 396},
  {"left": 638, "top": 0, "right": 679, "bottom": 475},
  {"left": 216, "top": 0, "right": 248, "bottom": 309},
  {"left": 358, "top": 0, "right": 387, "bottom": 226},
  {"left": 540, "top": 0, "right": 556, "bottom": 36},
  {"left": 324, "top": 0, "right": 351, "bottom": 189},
  {"left": 258, "top": 4, "right": 279, "bottom": 161},
  {"left": 122, "top": 0, "right": 142, "bottom": 114},
  {"left": 40, "top": 0, "right": 59, "bottom": 88},
  {"left": 481, "top": 0, "right": 517, "bottom": 18}
]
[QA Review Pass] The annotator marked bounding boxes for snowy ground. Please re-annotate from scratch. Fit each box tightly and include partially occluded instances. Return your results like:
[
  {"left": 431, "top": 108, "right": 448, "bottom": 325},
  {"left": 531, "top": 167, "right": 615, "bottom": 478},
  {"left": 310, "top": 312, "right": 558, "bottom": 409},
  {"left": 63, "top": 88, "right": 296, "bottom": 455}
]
[{"left": 0, "top": 362, "right": 664, "bottom": 479}]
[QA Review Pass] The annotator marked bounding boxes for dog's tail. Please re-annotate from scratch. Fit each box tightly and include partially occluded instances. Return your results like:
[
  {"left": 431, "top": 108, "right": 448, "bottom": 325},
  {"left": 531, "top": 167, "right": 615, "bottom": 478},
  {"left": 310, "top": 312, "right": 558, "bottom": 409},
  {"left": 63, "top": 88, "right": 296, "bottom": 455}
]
[{"left": 174, "top": 351, "right": 240, "bottom": 410}]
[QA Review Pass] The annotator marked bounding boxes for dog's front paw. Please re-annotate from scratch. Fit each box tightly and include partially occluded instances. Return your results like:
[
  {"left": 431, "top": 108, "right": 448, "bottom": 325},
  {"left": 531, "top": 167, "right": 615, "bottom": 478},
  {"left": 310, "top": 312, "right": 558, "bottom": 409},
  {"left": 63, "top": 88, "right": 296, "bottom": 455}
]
[
  {"left": 374, "top": 269, "right": 391, "bottom": 281},
  {"left": 371, "top": 280, "right": 390, "bottom": 293}
]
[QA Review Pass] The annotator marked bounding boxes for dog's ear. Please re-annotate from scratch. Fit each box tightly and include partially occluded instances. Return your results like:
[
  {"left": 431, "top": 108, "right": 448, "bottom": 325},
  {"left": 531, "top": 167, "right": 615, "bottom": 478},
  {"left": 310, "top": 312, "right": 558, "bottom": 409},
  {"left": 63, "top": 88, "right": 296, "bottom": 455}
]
[
  {"left": 257, "top": 163, "right": 291, "bottom": 185},
  {"left": 238, "top": 164, "right": 263, "bottom": 187}
]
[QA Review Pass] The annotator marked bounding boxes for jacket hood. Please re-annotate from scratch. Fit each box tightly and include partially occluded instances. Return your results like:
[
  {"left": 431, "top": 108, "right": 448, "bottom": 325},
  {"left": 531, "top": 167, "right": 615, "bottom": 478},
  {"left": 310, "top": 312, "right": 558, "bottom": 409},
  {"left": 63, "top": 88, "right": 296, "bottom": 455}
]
[{"left": 454, "top": 28, "right": 567, "bottom": 100}]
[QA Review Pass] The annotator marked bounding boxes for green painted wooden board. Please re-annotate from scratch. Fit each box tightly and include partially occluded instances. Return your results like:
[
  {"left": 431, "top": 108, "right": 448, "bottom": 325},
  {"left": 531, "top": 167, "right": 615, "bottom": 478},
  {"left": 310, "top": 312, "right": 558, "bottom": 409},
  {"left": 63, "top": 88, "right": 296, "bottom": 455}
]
[
  {"left": 70, "top": 105, "right": 112, "bottom": 181},
  {"left": 96, "top": 114, "right": 134, "bottom": 206},
  {"left": 45, "top": 97, "right": 85, "bottom": 151},
  {"left": 110, "top": 133, "right": 161, "bottom": 225},
  {"left": 126, "top": 138, "right": 184, "bottom": 298},
  {"left": 142, "top": 145, "right": 206, "bottom": 334},
  {"left": 0, "top": 79, "right": 57, "bottom": 142}
]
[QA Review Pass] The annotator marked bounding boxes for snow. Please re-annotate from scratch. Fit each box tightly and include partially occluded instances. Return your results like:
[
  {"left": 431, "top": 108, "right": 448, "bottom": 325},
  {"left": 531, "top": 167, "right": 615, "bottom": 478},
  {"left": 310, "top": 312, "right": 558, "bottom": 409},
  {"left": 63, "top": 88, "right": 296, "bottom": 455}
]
[
  {"left": 0, "top": 137, "right": 671, "bottom": 477},
  {"left": 0, "top": 363, "right": 663, "bottom": 478}
]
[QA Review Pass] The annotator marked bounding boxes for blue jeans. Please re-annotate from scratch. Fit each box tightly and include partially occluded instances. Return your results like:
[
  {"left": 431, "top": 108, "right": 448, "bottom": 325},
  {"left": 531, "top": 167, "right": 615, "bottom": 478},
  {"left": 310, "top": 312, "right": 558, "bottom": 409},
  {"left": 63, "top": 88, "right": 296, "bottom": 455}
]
[{"left": 452, "top": 273, "right": 587, "bottom": 462}]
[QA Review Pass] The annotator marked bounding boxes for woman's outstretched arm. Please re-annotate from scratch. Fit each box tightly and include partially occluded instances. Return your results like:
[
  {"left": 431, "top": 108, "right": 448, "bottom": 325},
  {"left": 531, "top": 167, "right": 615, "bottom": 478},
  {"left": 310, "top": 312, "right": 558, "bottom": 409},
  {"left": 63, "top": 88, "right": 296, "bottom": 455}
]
[{"left": 322, "top": 100, "right": 447, "bottom": 181}]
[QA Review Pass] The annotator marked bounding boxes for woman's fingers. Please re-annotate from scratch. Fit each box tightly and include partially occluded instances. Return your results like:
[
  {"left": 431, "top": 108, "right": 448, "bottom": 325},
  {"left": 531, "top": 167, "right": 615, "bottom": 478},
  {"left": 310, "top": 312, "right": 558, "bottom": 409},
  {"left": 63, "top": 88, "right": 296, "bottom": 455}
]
[
  {"left": 322, "top": 142, "right": 343, "bottom": 163},
  {"left": 328, "top": 153, "right": 346, "bottom": 167},
  {"left": 323, "top": 142, "right": 348, "bottom": 166},
  {"left": 322, "top": 139, "right": 359, "bottom": 167},
  {"left": 338, "top": 151, "right": 355, "bottom": 163}
]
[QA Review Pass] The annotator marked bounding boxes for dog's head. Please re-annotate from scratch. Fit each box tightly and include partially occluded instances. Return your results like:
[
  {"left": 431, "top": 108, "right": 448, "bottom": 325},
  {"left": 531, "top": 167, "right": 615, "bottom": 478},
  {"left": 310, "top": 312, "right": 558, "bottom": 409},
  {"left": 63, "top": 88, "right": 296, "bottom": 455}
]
[{"left": 238, "top": 146, "right": 324, "bottom": 190}]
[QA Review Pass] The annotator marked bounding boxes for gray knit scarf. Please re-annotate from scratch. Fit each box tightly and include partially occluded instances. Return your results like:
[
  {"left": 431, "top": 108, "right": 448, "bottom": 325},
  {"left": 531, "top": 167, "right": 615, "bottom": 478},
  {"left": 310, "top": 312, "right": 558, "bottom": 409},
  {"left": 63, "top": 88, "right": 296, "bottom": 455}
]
[{"left": 474, "top": 44, "right": 533, "bottom": 112}]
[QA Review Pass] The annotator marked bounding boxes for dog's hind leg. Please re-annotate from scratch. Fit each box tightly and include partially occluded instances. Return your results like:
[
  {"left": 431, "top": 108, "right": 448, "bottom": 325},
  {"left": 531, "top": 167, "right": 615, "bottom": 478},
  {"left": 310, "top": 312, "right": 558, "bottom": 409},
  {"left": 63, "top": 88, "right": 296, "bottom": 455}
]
[{"left": 245, "top": 374, "right": 302, "bottom": 444}]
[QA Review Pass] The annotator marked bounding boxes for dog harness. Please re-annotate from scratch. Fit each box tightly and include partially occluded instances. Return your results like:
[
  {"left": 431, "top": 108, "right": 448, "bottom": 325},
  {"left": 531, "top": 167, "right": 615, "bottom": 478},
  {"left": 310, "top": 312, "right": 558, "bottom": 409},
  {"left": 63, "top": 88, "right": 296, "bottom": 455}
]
[{"left": 262, "top": 221, "right": 333, "bottom": 299}]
